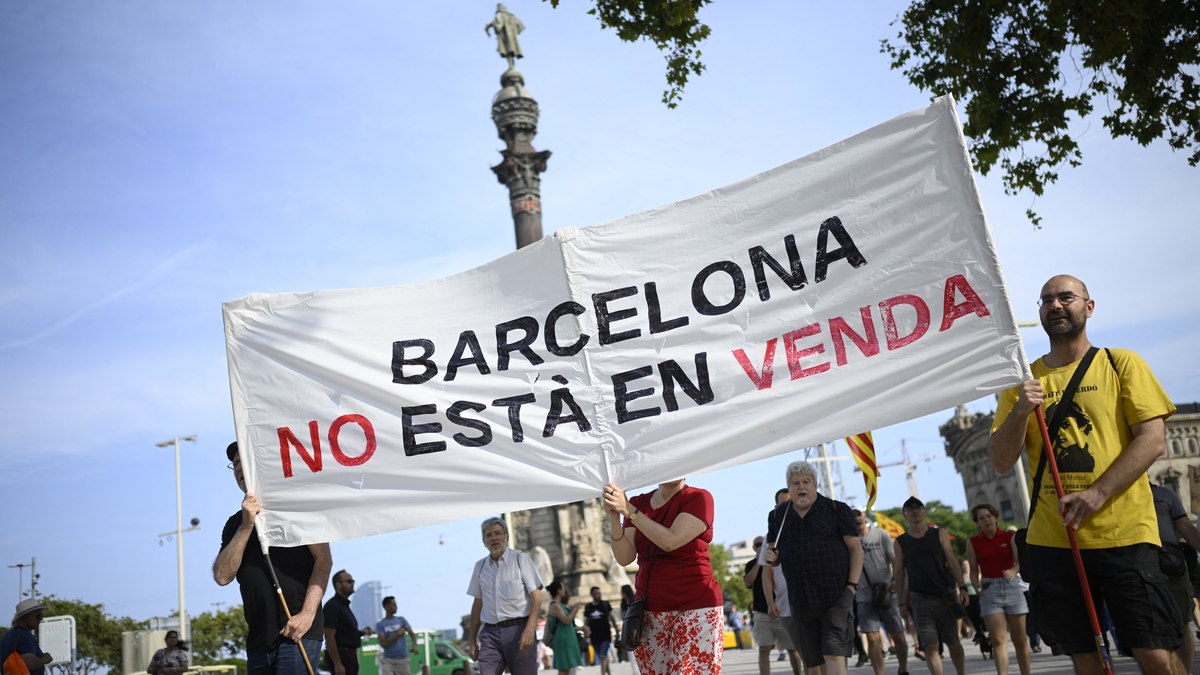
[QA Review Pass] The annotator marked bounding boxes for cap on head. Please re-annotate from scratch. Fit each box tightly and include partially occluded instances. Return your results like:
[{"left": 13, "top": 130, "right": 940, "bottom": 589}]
[
  {"left": 13, "top": 598, "right": 45, "bottom": 623},
  {"left": 902, "top": 496, "right": 925, "bottom": 511},
  {"left": 226, "top": 442, "right": 239, "bottom": 462}
]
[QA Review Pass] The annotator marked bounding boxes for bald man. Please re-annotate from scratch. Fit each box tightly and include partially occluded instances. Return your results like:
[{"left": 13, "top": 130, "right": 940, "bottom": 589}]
[{"left": 989, "top": 274, "right": 1180, "bottom": 675}]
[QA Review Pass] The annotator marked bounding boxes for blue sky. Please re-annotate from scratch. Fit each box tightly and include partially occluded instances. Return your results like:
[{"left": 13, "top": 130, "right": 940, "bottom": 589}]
[{"left": 2, "top": 1, "right": 1197, "bottom": 635}]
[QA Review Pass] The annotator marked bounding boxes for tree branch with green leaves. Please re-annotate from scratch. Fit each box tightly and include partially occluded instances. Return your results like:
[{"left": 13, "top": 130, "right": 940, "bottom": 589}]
[{"left": 881, "top": 0, "right": 1200, "bottom": 226}]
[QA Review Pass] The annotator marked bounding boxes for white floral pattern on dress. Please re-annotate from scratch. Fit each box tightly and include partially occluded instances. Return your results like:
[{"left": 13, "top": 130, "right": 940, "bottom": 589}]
[{"left": 634, "top": 606, "right": 723, "bottom": 675}]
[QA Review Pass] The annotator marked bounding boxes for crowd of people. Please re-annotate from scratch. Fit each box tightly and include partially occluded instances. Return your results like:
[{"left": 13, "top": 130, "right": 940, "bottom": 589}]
[{"left": 5, "top": 271, "right": 1185, "bottom": 675}]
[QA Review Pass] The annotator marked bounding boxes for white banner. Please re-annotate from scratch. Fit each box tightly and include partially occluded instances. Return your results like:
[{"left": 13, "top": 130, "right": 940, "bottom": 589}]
[{"left": 224, "top": 95, "right": 1028, "bottom": 546}]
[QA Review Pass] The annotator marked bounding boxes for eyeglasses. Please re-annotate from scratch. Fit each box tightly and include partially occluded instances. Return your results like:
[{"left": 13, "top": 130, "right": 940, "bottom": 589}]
[
  {"left": 341, "top": 579, "right": 356, "bottom": 585},
  {"left": 1037, "top": 293, "right": 1087, "bottom": 308},
  {"left": 752, "top": 542, "right": 762, "bottom": 549}
]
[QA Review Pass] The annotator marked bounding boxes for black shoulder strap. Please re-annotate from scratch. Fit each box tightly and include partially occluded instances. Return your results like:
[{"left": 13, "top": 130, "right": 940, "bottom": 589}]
[
  {"left": 1027, "top": 346, "right": 1100, "bottom": 520},
  {"left": 635, "top": 508, "right": 661, "bottom": 601}
]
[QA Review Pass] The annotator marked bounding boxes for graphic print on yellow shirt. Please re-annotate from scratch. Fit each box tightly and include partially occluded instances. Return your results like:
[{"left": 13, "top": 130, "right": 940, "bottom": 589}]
[{"left": 992, "top": 349, "right": 1175, "bottom": 550}]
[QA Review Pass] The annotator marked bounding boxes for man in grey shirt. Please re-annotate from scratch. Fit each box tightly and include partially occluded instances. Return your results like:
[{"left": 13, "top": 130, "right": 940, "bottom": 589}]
[
  {"left": 466, "top": 516, "right": 543, "bottom": 675},
  {"left": 853, "top": 509, "right": 910, "bottom": 675}
]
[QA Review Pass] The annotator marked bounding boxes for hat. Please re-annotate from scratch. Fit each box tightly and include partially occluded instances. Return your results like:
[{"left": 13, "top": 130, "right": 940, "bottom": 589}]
[
  {"left": 13, "top": 598, "right": 45, "bottom": 622},
  {"left": 902, "top": 496, "right": 926, "bottom": 511},
  {"left": 226, "top": 441, "right": 239, "bottom": 461}
]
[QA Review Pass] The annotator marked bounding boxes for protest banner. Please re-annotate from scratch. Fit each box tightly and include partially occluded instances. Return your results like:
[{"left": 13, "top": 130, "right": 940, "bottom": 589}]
[{"left": 224, "top": 95, "right": 1028, "bottom": 546}]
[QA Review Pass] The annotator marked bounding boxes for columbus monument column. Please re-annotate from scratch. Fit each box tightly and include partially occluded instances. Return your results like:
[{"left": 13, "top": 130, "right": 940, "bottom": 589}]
[
  {"left": 487, "top": 3, "right": 551, "bottom": 249},
  {"left": 484, "top": 5, "right": 629, "bottom": 600}
]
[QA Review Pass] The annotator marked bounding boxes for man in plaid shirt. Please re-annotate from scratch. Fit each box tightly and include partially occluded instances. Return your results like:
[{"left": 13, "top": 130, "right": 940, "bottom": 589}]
[{"left": 767, "top": 460, "right": 863, "bottom": 675}]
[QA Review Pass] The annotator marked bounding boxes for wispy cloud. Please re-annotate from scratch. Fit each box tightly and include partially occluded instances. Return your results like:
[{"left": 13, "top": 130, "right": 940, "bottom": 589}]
[{"left": 1, "top": 241, "right": 211, "bottom": 350}]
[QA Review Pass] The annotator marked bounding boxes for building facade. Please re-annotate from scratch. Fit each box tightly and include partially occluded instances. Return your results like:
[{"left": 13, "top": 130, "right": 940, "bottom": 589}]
[
  {"left": 506, "top": 499, "right": 630, "bottom": 602},
  {"left": 940, "top": 405, "right": 1031, "bottom": 523},
  {"left": 940, "top": 402, "right": 1200, "bottom": 523}
]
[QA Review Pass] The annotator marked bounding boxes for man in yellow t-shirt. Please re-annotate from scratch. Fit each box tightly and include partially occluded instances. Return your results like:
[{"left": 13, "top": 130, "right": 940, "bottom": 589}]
[{"left": 989, "top": 274, "right": 1178, "bottom": 675}]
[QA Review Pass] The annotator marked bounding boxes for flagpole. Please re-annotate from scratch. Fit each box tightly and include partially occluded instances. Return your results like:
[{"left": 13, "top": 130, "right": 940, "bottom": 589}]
[
  {"left": 820, "top": 443, "right": 837, "bottom": 501},
  {"left": 1034, "top": 407, "right": 1112, "bottom": 675},
  {"left": 264, "top": 551, "right": 317, "bottom": 675}
]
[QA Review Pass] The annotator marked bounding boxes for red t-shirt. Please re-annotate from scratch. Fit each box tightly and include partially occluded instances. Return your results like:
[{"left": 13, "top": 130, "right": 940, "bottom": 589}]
[
  {"left": 971, "top": 529, "right": 1016, "bottom": 579},
  {"left": 624, "top": 485, "right": 723, "bottom": 612}
]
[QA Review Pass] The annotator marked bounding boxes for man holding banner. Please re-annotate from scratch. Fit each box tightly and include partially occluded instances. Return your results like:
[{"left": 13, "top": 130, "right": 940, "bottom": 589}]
[
  {"left": 214, "top": 442, "right": 332, "bottom": 675},
  {"left": 466, "top": 517, "right": 543, "bottom": 675},
  {"left": 989, "top": 274, "right": 1180, "bottom": 674}
]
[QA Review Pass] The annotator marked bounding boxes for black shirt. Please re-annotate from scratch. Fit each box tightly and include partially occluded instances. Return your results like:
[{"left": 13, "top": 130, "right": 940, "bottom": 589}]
[
  {"left": 897, "top": 526, "right": 955, "bottom": 595},
  {"left": 323, "top": 595, "right": 362, "bottom": 650},
  {"left": 584, "top": 600, "right": 614, "bottom": 643},
  {"left": 743, "top": 558, "right": 769, "bottom": 613},
  {"left": 221, "top": 513, "right": 324, "bottom": 651}
]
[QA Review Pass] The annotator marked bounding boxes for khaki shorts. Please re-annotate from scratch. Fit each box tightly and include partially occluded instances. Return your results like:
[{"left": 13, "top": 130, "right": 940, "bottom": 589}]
[
  {"left": 751, "top": 611, "right": 795, "bottom": 650},
  {"left": 379, "top": 656, "right": 412, "bottom": 675}
]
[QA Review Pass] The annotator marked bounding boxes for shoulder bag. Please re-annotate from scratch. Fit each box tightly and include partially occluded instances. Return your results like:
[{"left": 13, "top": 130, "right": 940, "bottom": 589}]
[
  {"left": 541, "top": 613, "right": 557, "bottom": 647},
  {"left": 619, "top": 506, "right": 659, "bottom": 652},
  {"left": 861, "top": 565, "right": 891, "bottom": 610}
]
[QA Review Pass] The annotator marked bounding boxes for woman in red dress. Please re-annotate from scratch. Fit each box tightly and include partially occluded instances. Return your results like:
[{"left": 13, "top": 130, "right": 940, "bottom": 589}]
[{"left": 604, "top": 479, "right": 724, "bottom": 675}]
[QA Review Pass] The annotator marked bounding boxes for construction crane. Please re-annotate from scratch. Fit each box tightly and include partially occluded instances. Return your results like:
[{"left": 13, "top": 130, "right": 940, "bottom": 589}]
[
  {"left": 857, "top": 439, "right": 939, "bottom": 498},
  {"left": 808, "top": 438, "right": 940, "bottom": 502},
  {"left": 889, "top": 439, "right": 939, "bottom": 497}
]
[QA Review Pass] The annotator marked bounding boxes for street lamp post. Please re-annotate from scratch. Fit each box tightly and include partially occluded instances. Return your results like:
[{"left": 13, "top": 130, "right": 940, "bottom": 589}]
[{"left": 157, "top": 435, "right": 197, "bottom": 639}]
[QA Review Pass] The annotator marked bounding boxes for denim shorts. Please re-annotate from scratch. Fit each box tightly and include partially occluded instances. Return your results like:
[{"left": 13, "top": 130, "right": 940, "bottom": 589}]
[
  {"left": 978, "top": 576, "right": 1029, "bottom": 616},
  {"left": 856, "top": 597, "right": 905, "bottom": 635}
]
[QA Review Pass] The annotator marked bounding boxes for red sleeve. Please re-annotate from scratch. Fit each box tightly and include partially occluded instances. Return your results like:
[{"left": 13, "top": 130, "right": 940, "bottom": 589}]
[{"left": 680, "top": 487, "right": 714, "bottom": 532}]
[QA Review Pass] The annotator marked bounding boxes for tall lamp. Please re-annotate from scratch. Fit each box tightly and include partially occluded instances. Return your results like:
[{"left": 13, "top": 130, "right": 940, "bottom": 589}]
[{"left": 157, "top": 434, "right": 198, "bottom": 638}]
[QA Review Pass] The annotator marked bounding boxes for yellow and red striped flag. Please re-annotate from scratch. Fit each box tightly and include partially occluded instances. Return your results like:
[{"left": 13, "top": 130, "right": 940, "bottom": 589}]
[
  {"left": 845, "top": 431, "right": 879, "bottom": 510},
  {"left": 874, "top": 511, "right": 906, "bottom": 539}
]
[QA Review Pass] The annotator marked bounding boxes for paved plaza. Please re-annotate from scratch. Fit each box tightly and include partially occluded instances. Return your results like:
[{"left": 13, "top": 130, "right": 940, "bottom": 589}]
[{"left": 577, "top": 640, "right": 1183, "bottom": 674}]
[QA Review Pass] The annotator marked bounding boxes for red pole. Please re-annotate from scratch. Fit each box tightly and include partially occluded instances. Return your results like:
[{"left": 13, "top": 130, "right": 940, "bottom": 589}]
[{"left": 1034, "top": 407, "right": 1113, "bottom": 675}]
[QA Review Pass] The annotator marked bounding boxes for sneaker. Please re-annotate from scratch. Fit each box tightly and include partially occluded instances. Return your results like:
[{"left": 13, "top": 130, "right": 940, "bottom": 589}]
[
  {"left": 777, "top": 652, "right": 786, "bottom": 661},
  {"left": 856, "top": 654, "right": 869, "bottom": 668}
]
